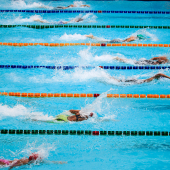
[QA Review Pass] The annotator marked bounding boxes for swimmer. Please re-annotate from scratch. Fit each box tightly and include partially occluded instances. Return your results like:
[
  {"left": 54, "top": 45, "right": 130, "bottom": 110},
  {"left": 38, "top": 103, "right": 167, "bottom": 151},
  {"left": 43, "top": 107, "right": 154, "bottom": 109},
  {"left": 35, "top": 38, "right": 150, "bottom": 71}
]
[
  {"left": 53, "top": 110, "right": 94, "bottom": 122},
  {"left": 1, "top": 153, "right": 66, "bottom": 169},
  {"left": 0, "top": 153, "right": 40, "bottom": 169},
  {"left": 53, "top": 4, "right": 90, "bottom": 10},
  {"left": 113, "top": 56, "right": 168, "bottom": 65},
  {"left": 85, "top": 34, "right": 150, "bottom": 43},
  {"left": 110, "top": 73, "right": 170, "bottom": 84},
  {"left": 34, "top": 16, "right": 84, "bottom": 24}
]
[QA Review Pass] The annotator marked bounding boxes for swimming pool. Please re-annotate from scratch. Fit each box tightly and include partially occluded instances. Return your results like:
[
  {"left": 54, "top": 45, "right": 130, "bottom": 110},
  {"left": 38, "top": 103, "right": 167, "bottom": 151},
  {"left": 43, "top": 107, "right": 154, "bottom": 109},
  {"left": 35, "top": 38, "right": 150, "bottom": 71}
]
[{"left": 0, "top": 0, "right": 170, "bottom": 169}]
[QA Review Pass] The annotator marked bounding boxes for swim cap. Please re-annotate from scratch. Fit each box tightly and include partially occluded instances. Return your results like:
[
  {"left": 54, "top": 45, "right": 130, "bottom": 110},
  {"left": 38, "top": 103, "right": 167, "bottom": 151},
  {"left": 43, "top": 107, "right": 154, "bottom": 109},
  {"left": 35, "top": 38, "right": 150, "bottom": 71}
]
[
  {"left": 137, "top": 34, "right": 146, "bottom": 40},
  {"left": 90, "top": 113, "right": 93, "bottom": 117},
  {"left": 29, "top": 153, "right": 39, "bottom": 161}
]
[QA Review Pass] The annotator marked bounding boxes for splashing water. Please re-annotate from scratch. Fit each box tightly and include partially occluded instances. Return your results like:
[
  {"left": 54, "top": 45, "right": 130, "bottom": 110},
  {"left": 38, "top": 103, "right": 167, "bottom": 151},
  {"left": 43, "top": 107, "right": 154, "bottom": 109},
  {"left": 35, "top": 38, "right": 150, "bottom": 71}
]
[
  {"left": 22, "top": 142, "right": 56, "bottom": 160},
  {"left": 13, "top": 15, "right": 49, "bottom": 24},
  {"left": 11, "top": 0, "right": 53, "bottom": 9},
  {"left": 79, "top": 47, "right": 134, "bottom": 64},
  {"left": 0, "top": 104, "right": 54, "bottom": 121},
  {"left": 79, "top": 89, "right": 118, "bottom": 122},
  {"left": 73, "top": 1, "right": 84, "bottom": 7},
  {"left": 131, "top": 29, "right": 158, "bottom": 41},
  {"left": 59, "top": 33, "right": 87, "bottom": 41}
]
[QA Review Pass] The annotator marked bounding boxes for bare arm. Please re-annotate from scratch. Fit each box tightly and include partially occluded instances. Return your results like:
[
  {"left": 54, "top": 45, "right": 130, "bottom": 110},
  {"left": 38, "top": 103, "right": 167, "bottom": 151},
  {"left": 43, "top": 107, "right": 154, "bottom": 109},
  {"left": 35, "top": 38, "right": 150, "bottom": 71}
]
[
  {"left": 113, "top": 57, "right": 129, "bottom": 63},
  {"left": 110, "top": 76, "right": 120, "bottom": 82},
  {"left": 143, "top": 73, "right": 170, "bottom": 83},
  {"left": 81, "top": 5, "right": 90, "bottom": 7},
  {"left": 123, "top": 36, "right": 137, "bottom": 42},
  {"left": 150, "top": 56, "right": 167, "bottom": 60},
  {"left": 34, "top": 19, "right": 49, "bottom": 24},
  {"left": 9, "top": 159, "right": 29, "bottom": 169},
  {"left": 85, "top": 34, "right": 98, "bottom": 40},
  {"left": 69, "top": 110, "right": 80, "bottom": 114}
]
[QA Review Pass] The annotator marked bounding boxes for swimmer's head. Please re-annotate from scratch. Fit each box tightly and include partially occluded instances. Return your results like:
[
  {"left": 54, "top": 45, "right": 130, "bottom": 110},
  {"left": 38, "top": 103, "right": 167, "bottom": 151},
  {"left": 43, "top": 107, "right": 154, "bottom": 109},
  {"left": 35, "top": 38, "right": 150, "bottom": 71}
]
[
  {"left": 89, "top": 113, "right": 93, "bottom": 117},
  {"left": 29, "top": 153, "right": 40, "bottom": 162},
  {"left": 137, "top": 34, "right": 146, "bottom": 40}
]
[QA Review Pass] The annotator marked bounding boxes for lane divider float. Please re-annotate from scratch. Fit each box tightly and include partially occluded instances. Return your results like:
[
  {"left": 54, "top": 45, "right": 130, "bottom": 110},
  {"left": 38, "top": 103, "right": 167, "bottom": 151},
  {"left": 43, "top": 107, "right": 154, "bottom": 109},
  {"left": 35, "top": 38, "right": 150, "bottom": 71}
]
[
  {"left": 0, "top": 25, "right": 170, "bottom": 29},
  {"left": 0, "top": 92, "right": 170, "bottom": 99},
  {"left": 0, "top": 65, "right": 169, "bottom": 70},
  {"left": 0, "top": 42, "right": 169, "bottom": 47},
  {"left": 0, "top": 129, "right": 169, "bottom": 136},
  {"left": 0, "top": 10, "right": 169, "bottom": 14}
]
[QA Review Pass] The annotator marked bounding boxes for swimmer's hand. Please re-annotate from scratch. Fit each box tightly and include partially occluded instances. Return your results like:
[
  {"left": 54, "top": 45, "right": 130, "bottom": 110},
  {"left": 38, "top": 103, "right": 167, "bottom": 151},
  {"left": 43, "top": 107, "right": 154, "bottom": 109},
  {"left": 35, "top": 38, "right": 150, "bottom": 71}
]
[
  {"left": 85, "top": 34, "right": 94, "bottom": 38},
  {"left": 46, "top": 160, "right": 67, "bottom": 164}
]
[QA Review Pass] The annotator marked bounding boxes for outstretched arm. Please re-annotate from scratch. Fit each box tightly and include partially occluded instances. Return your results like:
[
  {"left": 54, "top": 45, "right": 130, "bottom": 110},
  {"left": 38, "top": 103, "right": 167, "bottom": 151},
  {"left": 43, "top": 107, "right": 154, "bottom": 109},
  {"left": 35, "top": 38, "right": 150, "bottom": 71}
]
[
  {"left": 110, "top": 76, "right": 120, "bottom": 82},
  {"left": 143, "top": 73, "right": 170, "bottom": 83},
  {"left": 81, "top": 5, "right": 90, "bottom": 7},
  {"left": 69, "top": 110, "right": 80, "bottom": 114},
  {"left": 150, "top": 56, "right": 168, "bottom": 61},
  {"left": 113, "top": 57, "right": 129, "bottom": 63},
  {"left": 123, "top": 36, "right": 137, "bottom": 42},
  {"left": 9, "top": 159, "right": 29, "bottom": 170},
  {"left": 85, "top": 34, "right": 98, "bottom": 40},
  {"left": 34, "top": 19, "right": 49, "bottom": 24}
]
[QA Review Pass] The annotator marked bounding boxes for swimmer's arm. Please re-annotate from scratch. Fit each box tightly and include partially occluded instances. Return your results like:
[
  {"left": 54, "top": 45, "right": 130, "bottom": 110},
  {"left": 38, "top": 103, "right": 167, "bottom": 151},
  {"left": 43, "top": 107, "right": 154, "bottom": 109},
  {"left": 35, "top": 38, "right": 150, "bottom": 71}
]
[
  {"left": 45, "top": 160, "right": 67, "bottom": 164},
  {"left": 69, "top": 110, "right": 80, "bottom": 114},
  {"left": 110, "top": 76, "right": 120, "bottom": 82},
  {"left": 81, "top": 5, "right": 90, "bottom": 7},
  {"left": 113, "top": 57, "right": 128, "bottom": 63},
  {"left": 123, "top": 36, "right": 137, "bottom": 42},
  {"left": 9, "top": 159, "right": 29, "bottom": 170},
  {"left": 34, "top": 19, "right": 49, "bottom": 24},
  {"left": 150, "top": 56, "right": 167, "bottom": 60}
]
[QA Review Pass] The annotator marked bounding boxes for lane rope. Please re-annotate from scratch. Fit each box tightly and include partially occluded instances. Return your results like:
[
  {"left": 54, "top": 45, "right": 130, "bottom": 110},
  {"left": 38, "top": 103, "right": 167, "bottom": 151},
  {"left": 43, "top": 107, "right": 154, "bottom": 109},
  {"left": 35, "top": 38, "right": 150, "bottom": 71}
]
[
  {"left": 1, "top": 25, "right": 170, "bottom": 29},
  {"left": 0, "top": 129, "right": 169, "bottom": 136},
  {"left": 0, "top": 42, "right": 169, "bottom": 47},
  {"left": 0, "top": 10, "right": 169, "bottom": 14},
  {"left": 0, "top": 65, "right": 169, "bottom": 70},
  {"left": 1, "top": 92, "right": 170, "bottom": 98}
]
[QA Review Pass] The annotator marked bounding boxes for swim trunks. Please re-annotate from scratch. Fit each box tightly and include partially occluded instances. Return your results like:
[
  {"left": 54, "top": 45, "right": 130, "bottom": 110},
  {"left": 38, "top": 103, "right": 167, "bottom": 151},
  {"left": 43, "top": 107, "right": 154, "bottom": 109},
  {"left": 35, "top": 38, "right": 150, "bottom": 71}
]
[{"left": 54, "top": 115, "right": 69, "bottom": 122}]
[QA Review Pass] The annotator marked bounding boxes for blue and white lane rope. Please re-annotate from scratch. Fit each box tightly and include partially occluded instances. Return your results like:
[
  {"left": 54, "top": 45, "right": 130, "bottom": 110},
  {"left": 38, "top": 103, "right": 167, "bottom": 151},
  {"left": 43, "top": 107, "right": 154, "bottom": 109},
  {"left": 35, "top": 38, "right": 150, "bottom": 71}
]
[
  {"left": 0, "top": 65, "right": 170, "bottom": 70},
  {"left": 0, "top": 10, "right": 170, "bottom": 14}
]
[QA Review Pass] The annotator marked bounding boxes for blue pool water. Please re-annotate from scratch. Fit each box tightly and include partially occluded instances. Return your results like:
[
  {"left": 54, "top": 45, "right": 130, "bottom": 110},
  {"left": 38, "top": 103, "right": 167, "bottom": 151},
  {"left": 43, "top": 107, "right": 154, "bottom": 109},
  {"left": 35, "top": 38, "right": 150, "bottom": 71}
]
[{"left": 0, "top": 0, "right": 170, "bottom": 169}]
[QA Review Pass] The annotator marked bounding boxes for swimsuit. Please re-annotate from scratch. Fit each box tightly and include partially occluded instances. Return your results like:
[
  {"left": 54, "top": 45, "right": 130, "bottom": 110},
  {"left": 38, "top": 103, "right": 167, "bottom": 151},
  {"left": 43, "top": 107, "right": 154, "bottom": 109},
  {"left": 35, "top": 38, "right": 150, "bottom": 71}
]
[
  {"left": 134, "top": 60, "right": 156, "bottom": 65},
  {"left": 54, "top": 115, "right": 69, "bottom": 122},
  {"left": 0, "top": 159, "right": 10, "bottom": 165},
  {"left": 119, "top": 79, "right": 143, "bottom": 84},
  {"left": 76, "top": 115, "right": 82, "bottom": 121},
  {"left": 58, "top": 21, "right": 65, "bottom": 25},
  {"left": 109, "top": 39, "right": 123, "bottom": 43}
]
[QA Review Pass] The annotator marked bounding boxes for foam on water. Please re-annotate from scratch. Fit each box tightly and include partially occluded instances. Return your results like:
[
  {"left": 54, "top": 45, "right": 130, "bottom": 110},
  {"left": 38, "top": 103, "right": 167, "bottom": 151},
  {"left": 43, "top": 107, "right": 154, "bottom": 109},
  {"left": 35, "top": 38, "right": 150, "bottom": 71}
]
[
  {"left": 0, "top": 104, "right": 54, "bottom": 121},
  {"left": 13, "top": 15, "right": 49, "bottom": 24},
  {"left": 59, "top": 33, "right": 87, "bottom": 41},
  {"left": 79, "top": 47, "right": 134, "bottom": 64},
  {"left": 11, "top": 0, "right": 53, "bottom": 9}
]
